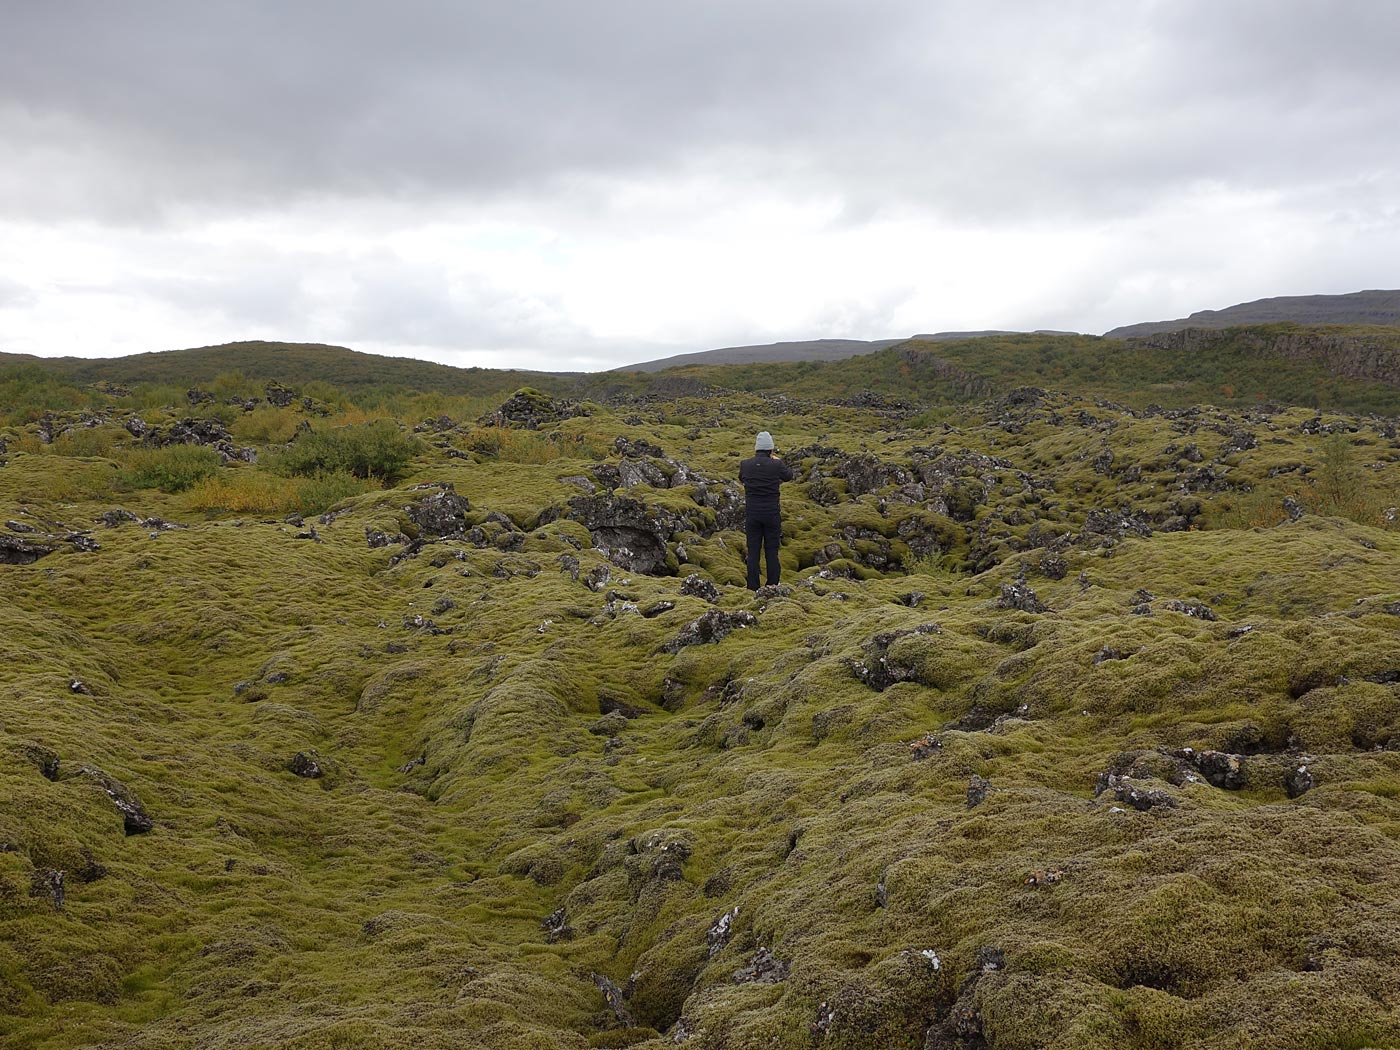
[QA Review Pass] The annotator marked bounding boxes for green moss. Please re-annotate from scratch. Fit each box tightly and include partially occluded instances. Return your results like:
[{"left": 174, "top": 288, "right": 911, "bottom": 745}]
[{"left": 2, "top": 361, "right": 1400, "bottom": 1048}]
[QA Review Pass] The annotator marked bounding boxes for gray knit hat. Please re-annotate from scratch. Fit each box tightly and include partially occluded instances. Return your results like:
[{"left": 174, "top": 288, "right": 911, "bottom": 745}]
[{"left": 754, "top": 431, "right": 775, "bottom": 451}]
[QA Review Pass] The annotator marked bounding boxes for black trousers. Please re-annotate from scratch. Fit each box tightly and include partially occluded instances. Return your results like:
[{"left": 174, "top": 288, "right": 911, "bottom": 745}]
[{"left": 745, "top": 512, "right": 782, "bottom": 590}]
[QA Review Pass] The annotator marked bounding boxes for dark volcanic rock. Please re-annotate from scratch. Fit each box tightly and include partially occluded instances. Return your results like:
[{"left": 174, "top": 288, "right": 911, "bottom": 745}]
[
  {"left": 732, "top": 946, "right": 790, "bottom": 985},
  {"left": 264, "top": 381, "right": 297, "bottom": 407},
  {"left": 1096, "top": 773, "right": 1179, "bottom": 811},
  {"left": 1082, "top": 508, "right": 1153, "bottom": 540},
  {"left": 30, "top": 868, "right": 65, "bottom": 911},
  {"left": 23, "top": 743, "right": 61, "bottom": 781},
  {"left": 97, "top": 509, "right": 140, "bottom": 528},
  {"left": 404, "top": 485, "right": 471, "bottom": 537},
  {"left": 662, "top": 610, "right": 757, "bottom": 653},
  {"left": 1285, "top": 764, "right": 1316, "bottom": 799},
  {"left": 1177, "top": 748, "right": 1248, "bottom": 790},
  {"left": 140, "top": 416, "right": 256, "bottom": 463},
  {"left": 966, "top": 775, "right": 991, "bottom": 808},
  {"left": 0, "top": 533, "right": 59, "bottom": 565},
  {"left": 542, "top": 907, "right": 573, "bottom": 943},
  {"left": 568, "top": 494, "right": 696, "bottom": 576},
  {"left": 74, "top": 766, "right": 153, "bottom": 834},
  {"left": 679, "top": 574, "right": 720, "bottom": 602},
  {"left": 1160, "top": 599, "right": 1218, "bottom": 621},
  {"left": 707, "top": 906, "right": 740, "bottom": 958},
  {"left": 995, "top": 581, "right": 1048, "bottom": 613},
  {"left": 848, "top": 624, "right": 939, "bottom": 691},
  {"left": 365, "top": 528, "right": 405, "bottom": 549},
  {"left": 591, "top": 972, "right": 636, "bottom": 1026},
  {"left": 481, "top": 389, "right": 587, "bottom": 430},
  {"left": 288, "top": 752, "right": 323, "bottom": 779}
]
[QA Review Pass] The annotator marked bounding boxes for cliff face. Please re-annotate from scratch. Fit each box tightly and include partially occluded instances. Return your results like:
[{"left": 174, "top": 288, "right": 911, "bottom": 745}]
[
  {"left": 1107, "top": 289, "right": 1400, "bottom": 339},
  {"left": 1132, "top": 325, "right": 1400, "bottom": 388}
]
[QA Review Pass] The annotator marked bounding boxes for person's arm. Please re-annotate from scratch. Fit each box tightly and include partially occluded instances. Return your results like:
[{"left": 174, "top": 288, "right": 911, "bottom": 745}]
[{"left": 778, "top": 459, "right": 795, "bottom": 482}]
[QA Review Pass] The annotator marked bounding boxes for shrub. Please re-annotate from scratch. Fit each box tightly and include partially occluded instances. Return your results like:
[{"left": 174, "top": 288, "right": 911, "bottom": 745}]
[
  {"left": 184, "top": 470, "right": 374, "bottom": 515},
  {"left": 229, "top": 405, "right": 301, "bottom": 445},
  {"left": 267, "top": 420, "right": 419, "bottom": 483},
  {"left": 464, "top": 426, "right": 610, "bottom": 464},
  {"left": 115, "top": 445, "right": 223, "bottom": 493}
]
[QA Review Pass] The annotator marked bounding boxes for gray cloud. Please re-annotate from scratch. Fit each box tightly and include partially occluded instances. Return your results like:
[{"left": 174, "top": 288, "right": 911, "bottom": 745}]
[
  {"left": 5, "top": 1, "right": 1398, "bottom": 225},
  {"left": 3, "top": 1, "right": 1398, "bottom": 365}
]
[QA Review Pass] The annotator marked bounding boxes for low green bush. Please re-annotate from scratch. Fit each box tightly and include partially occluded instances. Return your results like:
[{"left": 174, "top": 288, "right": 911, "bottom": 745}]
[
  {"left": 115, "top": 445, "right": 223, "bottom": 493},
  {"left": 266, "top": 420, "right": 419, "bottom": 483}
]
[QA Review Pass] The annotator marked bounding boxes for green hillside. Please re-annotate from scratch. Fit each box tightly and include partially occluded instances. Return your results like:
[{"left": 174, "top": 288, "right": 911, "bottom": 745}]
[
  {"left": 0, "top": 341, "right": 573, "bottom": 399},
  {"left": 2, "top": 366, "right": 1399, "bottom": 1047},
  {"left": 614, "top": 325, "right": 1400, "bottom": 416}
]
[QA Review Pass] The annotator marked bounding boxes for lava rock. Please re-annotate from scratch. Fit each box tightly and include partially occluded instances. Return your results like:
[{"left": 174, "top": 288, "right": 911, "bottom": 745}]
[
  {"left": 707, "top": 906, "right": 739, "bottom": 958},
  {"left": 591, "top": 972, "right": 636, "bottom": 1026},
  {"left": 481, "top": 388, "right": 587, "bottom": 430},
  {"left": 404, "top": 485, "right": 472, "bottom": 537},
  {"left": 29, "top": 868, "right": 65, "bottom": 911},
  {"left": 288, "top": 752, "right": 323, "bottom": 779},
  {"left": 1178, "top": 748, "right": 1248, "bottom": 790},
  {"left": 1097, "top": 773, "right": 1179, "bottom": 811},
  {"left": 1285, "top": 764, "right": 1315, "bottom": 799},
  {"left": 966, "top": 775, "right": 992, "bottom": 808},
  {"left": 995, "top": 581, "right": 1048, "bottom": 613},
  {"left": 568, "top": 494, "right": 696, "bottom": 576},
  {"left": 97, "top": 509, "right": 140, "bottom": 528},
  {"left": 264, "top": 381, "right": 297, "bottom": 407},
  {"left": 1160, "top": 599, "right": 1218, "bottom": 621},
  {"left": 679, "top": 574, "right": 720, "bottom": 602},
  {"left": 908, "top": 732, "right": 942, "bottom": 760},
  {"left": 732, "top": 946, "right": 790, "bottom": 985},
  {"left": 542, "top": 907, "right": 573, "bottom": 943},
  {"left": 662, "top": 609, "right": 757, "bottom": 653},
  {"left": 0, "top": 533, "right": 59, "bottom": 565},
  {"left": 74, "top": 766, "right": 153, "bottom": 835}
]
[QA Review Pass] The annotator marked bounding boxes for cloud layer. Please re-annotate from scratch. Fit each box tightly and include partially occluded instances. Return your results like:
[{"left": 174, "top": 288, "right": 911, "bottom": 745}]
[{"left": 2, "top": 1, "right": 1397, "bottom": 367}]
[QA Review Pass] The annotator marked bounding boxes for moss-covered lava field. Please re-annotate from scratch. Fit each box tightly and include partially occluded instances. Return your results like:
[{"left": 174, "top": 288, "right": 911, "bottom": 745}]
[{"left": 3, "top": 360, "right": 1400, "bottom": 1048}]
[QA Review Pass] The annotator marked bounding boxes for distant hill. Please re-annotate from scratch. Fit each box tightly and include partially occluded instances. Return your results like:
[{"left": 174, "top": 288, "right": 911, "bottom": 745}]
[
  {"left": 617, "top": 331, "right": 1080, "bottom": 372},
  {"left": 595, "top": 325, "right": 1400, "bottom": 416},
  {"left": 1105, "top": 289, "right": 1400, "bottom": 339},
  {"left": 0, "top": 340, "right": 573, "bottom": 397},
  {"left": 618, "top": 338, "right": 905, "bottom": 372}
]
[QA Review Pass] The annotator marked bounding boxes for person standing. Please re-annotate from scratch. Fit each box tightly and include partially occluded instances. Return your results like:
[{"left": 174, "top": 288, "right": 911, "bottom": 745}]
[{"left": 739, "top": 431, "right": 794, "bottom": 591}]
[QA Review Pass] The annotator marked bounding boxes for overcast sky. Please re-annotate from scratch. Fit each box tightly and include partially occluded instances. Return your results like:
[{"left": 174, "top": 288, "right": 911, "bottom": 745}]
[{"left": 2, "top": 1, "right": 1397, "bottom": 371}]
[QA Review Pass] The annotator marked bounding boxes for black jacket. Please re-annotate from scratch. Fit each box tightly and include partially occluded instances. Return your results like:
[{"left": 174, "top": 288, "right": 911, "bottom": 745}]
[{"left": 739, "top": 453, "right": 794, "bottom": 516}]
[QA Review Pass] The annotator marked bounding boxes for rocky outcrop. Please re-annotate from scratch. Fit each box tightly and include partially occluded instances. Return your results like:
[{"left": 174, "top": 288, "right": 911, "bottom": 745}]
[
  {"left": 129, "top": 416, "right": 256, "bottom": 463},
  {"left": 662, "top": 610, "right": 758, "bottom": 653},
  {"left": 1, "top": 533, "right": 60, "bottom": 565},
  {"left": 288, "top": 752, "right": 323, "bottom": 779},
  {"left": 480, "top": 389, "right": 588, "bottom": 429},
  {"left": 264, "top": 381, "right": 297, "bottom": 407},
  {"left": 1, "top": 525, "right": 99, "bottom": 564},
  {"left": 1126, "top": 324, "right": 1400, "bottom": 386},
  {"left": 567, "top": 494, "right": 705, "bottom": 576},
  {"left": 404, "top": 484, "right": 471, "bottom": 537},
  {"left": 732, "top": 947, "right": 790, "bottom": 985},
  {"left": 73, "top": 766, "right": 154, "bottom": 834}
]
